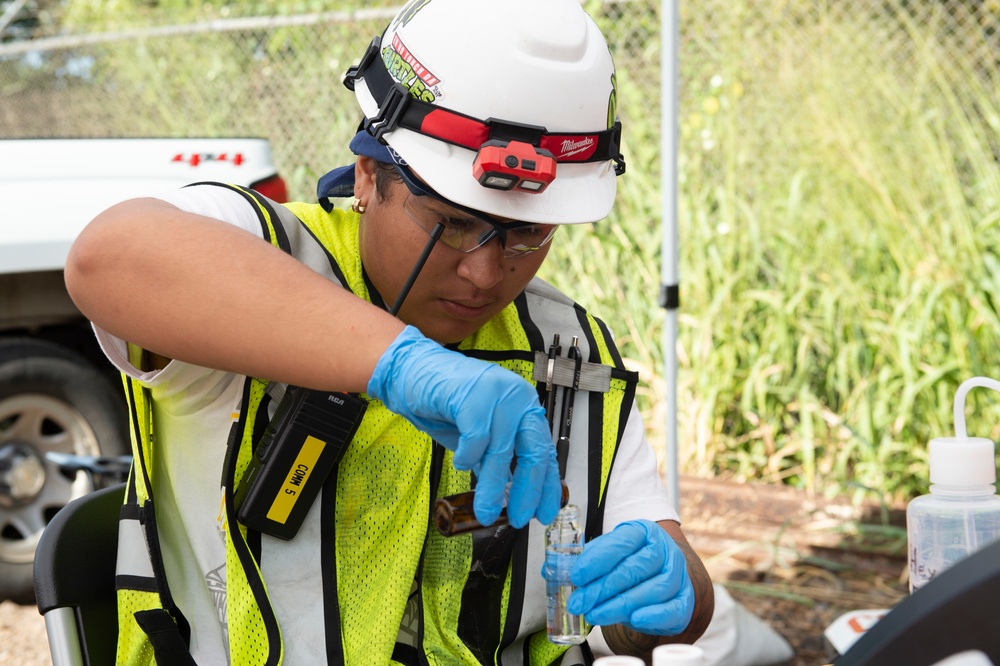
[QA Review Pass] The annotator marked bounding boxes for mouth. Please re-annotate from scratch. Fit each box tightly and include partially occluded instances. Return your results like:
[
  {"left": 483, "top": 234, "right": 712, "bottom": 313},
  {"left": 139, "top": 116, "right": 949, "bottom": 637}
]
[{"left": 440, "top": 298, "right": 494, "bottom": 319}]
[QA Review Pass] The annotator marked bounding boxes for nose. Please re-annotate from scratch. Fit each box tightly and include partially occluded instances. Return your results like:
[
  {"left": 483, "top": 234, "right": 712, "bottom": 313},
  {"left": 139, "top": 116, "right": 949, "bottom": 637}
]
[{"left": 455, "top": 237, "right": 505, "bottom": 289}]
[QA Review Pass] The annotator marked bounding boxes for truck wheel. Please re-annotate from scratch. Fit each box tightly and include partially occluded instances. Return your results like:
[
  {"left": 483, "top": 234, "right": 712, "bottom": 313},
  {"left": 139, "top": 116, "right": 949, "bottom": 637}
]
[{"left": 0, "top": 338, "right": 128, "bottom": 603}]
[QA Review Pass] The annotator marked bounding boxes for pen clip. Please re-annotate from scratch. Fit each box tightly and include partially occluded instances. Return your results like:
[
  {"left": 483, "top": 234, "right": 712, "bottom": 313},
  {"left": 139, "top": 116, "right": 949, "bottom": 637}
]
[
  {"left": 544, "top": 334, "right": 562, "bottom": 431},
  {"left": 545, "top": 334, "right": 561, "bottom": 391}
]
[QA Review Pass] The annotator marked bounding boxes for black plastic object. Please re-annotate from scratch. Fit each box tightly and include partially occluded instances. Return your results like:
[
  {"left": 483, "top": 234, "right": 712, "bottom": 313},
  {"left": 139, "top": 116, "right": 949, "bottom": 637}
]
[
  {"left": 836, "top": 536, "right": 1000, "bottom": 664},
  {"left": 33, "top": 483, "right": 125, "bottom": 665},
  {"left": 235, "top": 387, "right": 367, "bottom": 540}
]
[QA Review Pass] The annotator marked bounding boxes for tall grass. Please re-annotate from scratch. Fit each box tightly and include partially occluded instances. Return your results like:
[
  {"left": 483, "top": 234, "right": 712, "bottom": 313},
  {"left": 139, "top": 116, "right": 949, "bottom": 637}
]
[
  {"left": 544, "top": 2, "right": 1000, "bottom": 504},
  {"left": 7, "top": 1, "right": 1000, "bottom": 504}
]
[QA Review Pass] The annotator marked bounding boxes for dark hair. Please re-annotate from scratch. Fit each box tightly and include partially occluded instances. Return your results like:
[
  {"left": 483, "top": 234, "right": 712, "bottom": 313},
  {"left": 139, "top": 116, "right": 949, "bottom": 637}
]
[{"left": 373, "top": 160, "right": 402, "bottom": 203}]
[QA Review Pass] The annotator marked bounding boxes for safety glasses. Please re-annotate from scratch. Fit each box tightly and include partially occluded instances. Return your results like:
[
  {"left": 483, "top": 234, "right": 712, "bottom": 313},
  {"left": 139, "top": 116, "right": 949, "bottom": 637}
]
[{"left": 394, "top": 163, "right": 557, "bottom": 259}]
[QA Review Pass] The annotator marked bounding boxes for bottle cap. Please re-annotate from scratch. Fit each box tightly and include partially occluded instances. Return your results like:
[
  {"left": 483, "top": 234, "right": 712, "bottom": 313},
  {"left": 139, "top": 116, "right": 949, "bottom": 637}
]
[
  {"left": 652, "top": 644, "right": 705, "bottom": 666},
  {"left": 928, "top": 437, "right": 997, "bottom": 486}
]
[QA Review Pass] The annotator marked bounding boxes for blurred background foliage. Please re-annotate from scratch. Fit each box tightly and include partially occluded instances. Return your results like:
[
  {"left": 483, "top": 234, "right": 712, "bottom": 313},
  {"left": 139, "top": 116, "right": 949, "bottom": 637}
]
[{"left": 4, "top": 0, "right": 1000, "bottom": 506}]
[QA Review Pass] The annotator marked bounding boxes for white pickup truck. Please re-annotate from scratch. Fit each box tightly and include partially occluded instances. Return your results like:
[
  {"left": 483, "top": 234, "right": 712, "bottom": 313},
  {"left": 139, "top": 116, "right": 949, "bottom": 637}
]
[{"left": 0, "top": 137, "right": 287, "bottom": 601}]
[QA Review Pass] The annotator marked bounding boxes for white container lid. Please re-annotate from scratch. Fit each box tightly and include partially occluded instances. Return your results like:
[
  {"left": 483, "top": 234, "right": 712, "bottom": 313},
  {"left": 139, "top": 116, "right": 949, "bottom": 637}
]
[
  {"left": 652, "top": 644, "right": 705, "bottom": 666},
  {"left": 929, "top": 437, "right": 997, "bottom": 486}
]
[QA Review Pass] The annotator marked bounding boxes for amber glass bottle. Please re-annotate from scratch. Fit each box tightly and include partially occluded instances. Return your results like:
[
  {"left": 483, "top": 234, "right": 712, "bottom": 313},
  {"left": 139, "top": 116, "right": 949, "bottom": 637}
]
[{"left": 434, "top": 481, "right": 570, "bottom": 536}]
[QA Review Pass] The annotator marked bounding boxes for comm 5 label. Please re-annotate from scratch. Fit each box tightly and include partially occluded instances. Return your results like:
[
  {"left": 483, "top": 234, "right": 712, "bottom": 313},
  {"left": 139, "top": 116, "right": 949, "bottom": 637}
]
[{"left": 266, "top": 435, "right": 325, "bottom": 524}]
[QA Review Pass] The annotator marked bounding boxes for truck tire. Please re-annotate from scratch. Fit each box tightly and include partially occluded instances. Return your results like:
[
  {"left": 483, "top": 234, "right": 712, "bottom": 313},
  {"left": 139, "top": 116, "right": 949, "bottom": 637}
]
[{"left": 0, "top": 338, "right": 128, "bottom": 603}]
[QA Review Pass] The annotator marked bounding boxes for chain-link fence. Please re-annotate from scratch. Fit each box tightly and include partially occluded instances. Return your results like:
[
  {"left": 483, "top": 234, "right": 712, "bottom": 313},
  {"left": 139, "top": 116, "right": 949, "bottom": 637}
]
[
  {"left": 3, "top": 2, "right": 997, "bottom": 198},
  {"left": 0, "top": 6, "right": 403, "bottom": 199},
  {"left": 4, "top": 1, "right": 1000, "bottom": 496}
]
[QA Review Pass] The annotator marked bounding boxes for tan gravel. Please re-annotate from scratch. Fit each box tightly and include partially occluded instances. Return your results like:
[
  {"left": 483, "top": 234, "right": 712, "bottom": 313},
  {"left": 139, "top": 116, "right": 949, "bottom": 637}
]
[{"left": 0, "top": 601, "right": 52, "bottom": 665}]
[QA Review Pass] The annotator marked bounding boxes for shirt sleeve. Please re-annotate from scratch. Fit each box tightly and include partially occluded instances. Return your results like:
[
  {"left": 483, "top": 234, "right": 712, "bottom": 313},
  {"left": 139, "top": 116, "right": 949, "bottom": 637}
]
[
  {"left": 601, "top": 402, "right": 680, "bottom": 531},
  {"left": 93, "top": 184, "right": 267, "bottom": 381},
  {"left": 155, "top": 184, "right": 267, "bottom": 238}
]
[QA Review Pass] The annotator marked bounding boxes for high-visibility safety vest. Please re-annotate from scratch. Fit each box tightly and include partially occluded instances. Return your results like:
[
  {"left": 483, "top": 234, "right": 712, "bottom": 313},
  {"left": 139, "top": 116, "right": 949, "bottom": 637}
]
[{"left": 113, "top": 183, "right": 639, "bottom": 666}]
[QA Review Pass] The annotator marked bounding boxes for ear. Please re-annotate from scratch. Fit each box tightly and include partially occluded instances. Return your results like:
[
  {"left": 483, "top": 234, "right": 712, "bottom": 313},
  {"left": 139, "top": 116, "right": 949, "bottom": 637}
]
[{"left": 354, "top": 156, "right": 377, "bottom": 202}]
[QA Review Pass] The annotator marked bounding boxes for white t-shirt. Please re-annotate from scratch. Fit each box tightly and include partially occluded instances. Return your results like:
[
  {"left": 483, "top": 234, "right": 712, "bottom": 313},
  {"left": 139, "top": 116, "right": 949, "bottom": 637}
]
[{"left": 94, "top": 185, "right": 679, "bottom": 664}]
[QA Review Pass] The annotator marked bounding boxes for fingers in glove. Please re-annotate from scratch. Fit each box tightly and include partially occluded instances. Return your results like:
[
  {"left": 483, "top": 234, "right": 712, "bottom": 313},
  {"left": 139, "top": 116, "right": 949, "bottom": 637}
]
[
  {"left": 568, "top": 543, "right": 666, "bottom": 614},
  {"left": 535, "top": 451, "right": 562, "bottom": 525},
  {"left": 453, "top": 366, "right": 536, "bottom": 471},
  {"left": 473, "top": 457, "right": 513, "bottom": 527},
  {"left": 571, "top": 521, "right": 651, "bottom": 587},
  {"left": 506, "top": 411, "right": 562, "bottom": 526},
  {"left": 575, "top": 568, "right": 687, "bottom": 627},
  {"left": 504, "top": 462, "right": 546, "bottom": 528},
  {"left": 452, "top": 426, "right": 494, "bottom": 471},
  {"left": 627, "top": 580, "right": 695, "bottom": 636}
]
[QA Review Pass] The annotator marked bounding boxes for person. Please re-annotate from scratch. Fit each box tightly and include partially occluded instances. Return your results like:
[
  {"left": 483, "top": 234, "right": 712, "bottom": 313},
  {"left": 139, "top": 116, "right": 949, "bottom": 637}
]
[{"left": 65, "top": 0, "right": 714, "bottom": 663}]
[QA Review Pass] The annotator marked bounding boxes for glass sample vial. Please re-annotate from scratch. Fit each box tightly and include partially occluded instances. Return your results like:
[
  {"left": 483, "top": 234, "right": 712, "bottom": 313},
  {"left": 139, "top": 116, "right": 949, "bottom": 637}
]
[
  {"left": 546, "top": 503, "right": 587, "bottom": 644},
  {"left": 434, "top": 481, "right": 569, "bottom": 537},
  {"left": 907, "top": 436, "right": 1000, "bottom": 592}
]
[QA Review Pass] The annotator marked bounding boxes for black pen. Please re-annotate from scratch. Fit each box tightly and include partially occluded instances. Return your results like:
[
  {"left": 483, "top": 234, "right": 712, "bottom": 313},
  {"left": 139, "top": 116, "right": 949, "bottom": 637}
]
[
  {"left": 556, "top": 336, "right": 581, "bottom": 477},
  {"left": 544, "top": 334, "right": 562, "bottom": 431}
]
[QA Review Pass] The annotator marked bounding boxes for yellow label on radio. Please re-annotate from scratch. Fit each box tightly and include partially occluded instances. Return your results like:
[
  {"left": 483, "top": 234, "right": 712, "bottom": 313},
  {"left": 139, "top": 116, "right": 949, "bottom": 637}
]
[{"left": 266, "top": 435, "right": 325, "bottom": 524}]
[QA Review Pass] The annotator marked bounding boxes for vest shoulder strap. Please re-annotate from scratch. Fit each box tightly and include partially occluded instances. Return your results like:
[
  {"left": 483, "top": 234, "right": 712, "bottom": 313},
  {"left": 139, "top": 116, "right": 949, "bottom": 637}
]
[{"left": 184, "top": 181, "right": 291, "bottom": 252}]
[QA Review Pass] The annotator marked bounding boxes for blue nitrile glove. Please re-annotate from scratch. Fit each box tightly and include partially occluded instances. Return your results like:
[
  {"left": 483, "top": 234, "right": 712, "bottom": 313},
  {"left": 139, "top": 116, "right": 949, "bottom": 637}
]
[
  {"left": 367, "top": 325, "right": 562, "bottom": 528},
  {"left": 566, "top": 519, "right": 694, "bottom": 635}
]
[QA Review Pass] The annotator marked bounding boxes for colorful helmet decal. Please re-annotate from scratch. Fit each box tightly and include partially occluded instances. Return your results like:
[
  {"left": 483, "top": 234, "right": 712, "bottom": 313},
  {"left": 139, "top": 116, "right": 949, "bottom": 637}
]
[
  {"left": 608, "top": 72, "right": 618, "bottom": 130},
  {"left": 391, "top": 0, "right": 432, "bottom": 32},
  {"left": 381, "top": 33, "right": 442, "bottom": 104}
]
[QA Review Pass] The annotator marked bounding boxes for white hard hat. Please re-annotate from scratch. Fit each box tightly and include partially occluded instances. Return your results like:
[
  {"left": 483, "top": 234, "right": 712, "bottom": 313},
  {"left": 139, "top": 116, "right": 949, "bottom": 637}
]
[{"left": 344, "top": 0, "right": 625, "bottom": 225}]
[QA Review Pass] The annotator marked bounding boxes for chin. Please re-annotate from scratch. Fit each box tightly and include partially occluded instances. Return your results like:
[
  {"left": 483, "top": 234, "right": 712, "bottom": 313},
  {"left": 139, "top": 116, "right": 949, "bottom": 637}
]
[{"left": 420, "top": 321, "right": 480, "bottom": 346}]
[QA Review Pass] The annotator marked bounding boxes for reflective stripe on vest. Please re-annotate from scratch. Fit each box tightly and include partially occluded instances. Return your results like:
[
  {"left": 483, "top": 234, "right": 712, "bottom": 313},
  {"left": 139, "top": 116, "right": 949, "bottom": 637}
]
[
  {"left": 114, "top": 185, "right": 292, "bottom": 665},
  {"left": 113, "top": 183, "right": 639, "bottom": 666},
  {"left": 275, "top": 198, "right": 638, "bottom": 665},
  {"left": 116, "top": 361, "right": 196, "bottom": 665}
]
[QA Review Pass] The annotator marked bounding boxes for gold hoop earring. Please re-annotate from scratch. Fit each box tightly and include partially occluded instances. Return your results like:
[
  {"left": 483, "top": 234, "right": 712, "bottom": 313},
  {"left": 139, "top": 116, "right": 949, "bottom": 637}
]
[{"left": 351, "top": 198, "right": 366, "bottom": 214}]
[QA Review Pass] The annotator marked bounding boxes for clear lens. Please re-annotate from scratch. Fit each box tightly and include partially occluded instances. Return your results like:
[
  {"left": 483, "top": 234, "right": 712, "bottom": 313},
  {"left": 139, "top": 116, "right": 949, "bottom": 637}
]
[
  {"left": 403, "top": 194, "right": 556, "bottom": 258},
  {"left": 504, "top": 225, "right": 557, "bottom": 255}
]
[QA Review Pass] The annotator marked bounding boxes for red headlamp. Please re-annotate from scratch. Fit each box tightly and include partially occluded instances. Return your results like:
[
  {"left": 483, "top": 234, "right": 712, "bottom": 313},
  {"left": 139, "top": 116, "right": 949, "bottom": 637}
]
[{"left": 472, "top": 140, "right": 557, "bottom": 193}]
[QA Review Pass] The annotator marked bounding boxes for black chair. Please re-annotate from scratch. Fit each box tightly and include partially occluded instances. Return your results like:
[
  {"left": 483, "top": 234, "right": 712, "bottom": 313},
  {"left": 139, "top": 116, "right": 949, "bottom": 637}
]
[
  {"left": 33, "top": 483, "right": 124, "bottom": 666},
  {"left": 836, "top": 536, "right": 1000, "bottom": 664}
]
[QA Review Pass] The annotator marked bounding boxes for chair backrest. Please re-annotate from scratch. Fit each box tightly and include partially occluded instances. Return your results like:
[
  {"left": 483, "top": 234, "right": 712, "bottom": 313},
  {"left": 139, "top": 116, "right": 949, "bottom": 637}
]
[
  {"left": 33, "top": 484, "right": 124, "bottom": 666},
  {"left": 836, "top": 536, "right": 1000, "bottom": 664}
]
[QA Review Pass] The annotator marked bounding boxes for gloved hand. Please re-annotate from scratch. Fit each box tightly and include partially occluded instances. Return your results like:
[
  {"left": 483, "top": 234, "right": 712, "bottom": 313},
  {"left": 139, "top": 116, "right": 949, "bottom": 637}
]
[
  {"left": 566, "top": 519, "right": 694, "bottom": 635},
  {"left": 367, "top": 325, "right": 562, "bottom": 528}
]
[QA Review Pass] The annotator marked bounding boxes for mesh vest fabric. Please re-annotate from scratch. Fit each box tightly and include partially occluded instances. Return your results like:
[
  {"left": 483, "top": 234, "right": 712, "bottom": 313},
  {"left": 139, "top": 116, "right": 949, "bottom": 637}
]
[
  {"left": 112, "top": 185, "right": 638, "bottom": 665},
  {"left": 283, "top": 201, "right": 637, "bottom": 665}
]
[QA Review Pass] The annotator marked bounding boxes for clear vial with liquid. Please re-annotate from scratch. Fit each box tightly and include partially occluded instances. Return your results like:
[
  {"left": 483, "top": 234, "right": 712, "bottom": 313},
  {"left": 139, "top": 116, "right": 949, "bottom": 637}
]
[{"left": 546, "top": 503, "right": 587, "bottom": 644}]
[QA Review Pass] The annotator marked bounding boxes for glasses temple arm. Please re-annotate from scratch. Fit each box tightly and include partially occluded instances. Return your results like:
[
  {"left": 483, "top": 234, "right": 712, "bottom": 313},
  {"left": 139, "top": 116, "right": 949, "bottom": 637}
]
[{"left": 389, "top": 222, "right": 445, "bottom": 316}]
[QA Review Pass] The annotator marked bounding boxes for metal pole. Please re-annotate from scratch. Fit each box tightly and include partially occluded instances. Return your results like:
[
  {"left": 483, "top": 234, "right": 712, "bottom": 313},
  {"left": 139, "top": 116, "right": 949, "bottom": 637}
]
[{"left": 660, "top": 0, "right": 681, "bottom": 513}]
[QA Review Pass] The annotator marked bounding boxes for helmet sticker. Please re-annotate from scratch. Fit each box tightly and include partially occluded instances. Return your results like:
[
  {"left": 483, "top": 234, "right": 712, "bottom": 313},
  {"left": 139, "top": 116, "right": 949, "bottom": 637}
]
[
  {"left": 390, "top": 0, "right": 432, "bottom": 31},
  {"left": 381, "top": 33, "right": 442, "bottom": 103},
  {"left": 608, "top": 71, "right": 618, "bottom": 130}
]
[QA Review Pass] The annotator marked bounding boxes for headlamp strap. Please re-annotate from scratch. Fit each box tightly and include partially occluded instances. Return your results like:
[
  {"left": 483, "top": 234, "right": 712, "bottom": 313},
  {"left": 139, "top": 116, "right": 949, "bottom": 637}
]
[{"left": 344, "top": 36, "right": 626, "bottom": 175}]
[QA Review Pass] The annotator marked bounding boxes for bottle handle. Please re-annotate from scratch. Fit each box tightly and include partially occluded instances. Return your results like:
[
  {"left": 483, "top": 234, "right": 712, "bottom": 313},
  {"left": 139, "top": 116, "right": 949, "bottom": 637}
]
[{"left": 953, "top": 376, "right": 1000, "bottom": 438}]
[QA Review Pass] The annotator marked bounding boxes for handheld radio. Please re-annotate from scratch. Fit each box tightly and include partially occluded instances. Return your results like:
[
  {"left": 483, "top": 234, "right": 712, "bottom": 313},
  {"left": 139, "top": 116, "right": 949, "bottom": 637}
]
[{"left": 234, "top": 386, "right": 367, "bottom": 540}]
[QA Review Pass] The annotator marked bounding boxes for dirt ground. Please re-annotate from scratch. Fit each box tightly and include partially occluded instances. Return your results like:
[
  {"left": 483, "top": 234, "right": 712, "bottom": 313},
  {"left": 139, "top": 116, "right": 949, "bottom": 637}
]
[
  {"left": 0, "top": 599, "right": 50, "bottom": 665},
  {"left": 680, "top": 475, "right": 909, "bottom": 665},
  {"left": 0, "top": 475, "right": 909, "bottom": 665}
]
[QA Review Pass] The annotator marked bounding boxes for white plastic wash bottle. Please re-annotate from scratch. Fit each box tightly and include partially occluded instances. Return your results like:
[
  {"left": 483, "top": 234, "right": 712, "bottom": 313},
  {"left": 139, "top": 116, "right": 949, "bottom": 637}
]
[{"left": 907, "top": 376, "right": 1000, "bottom": 592}]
